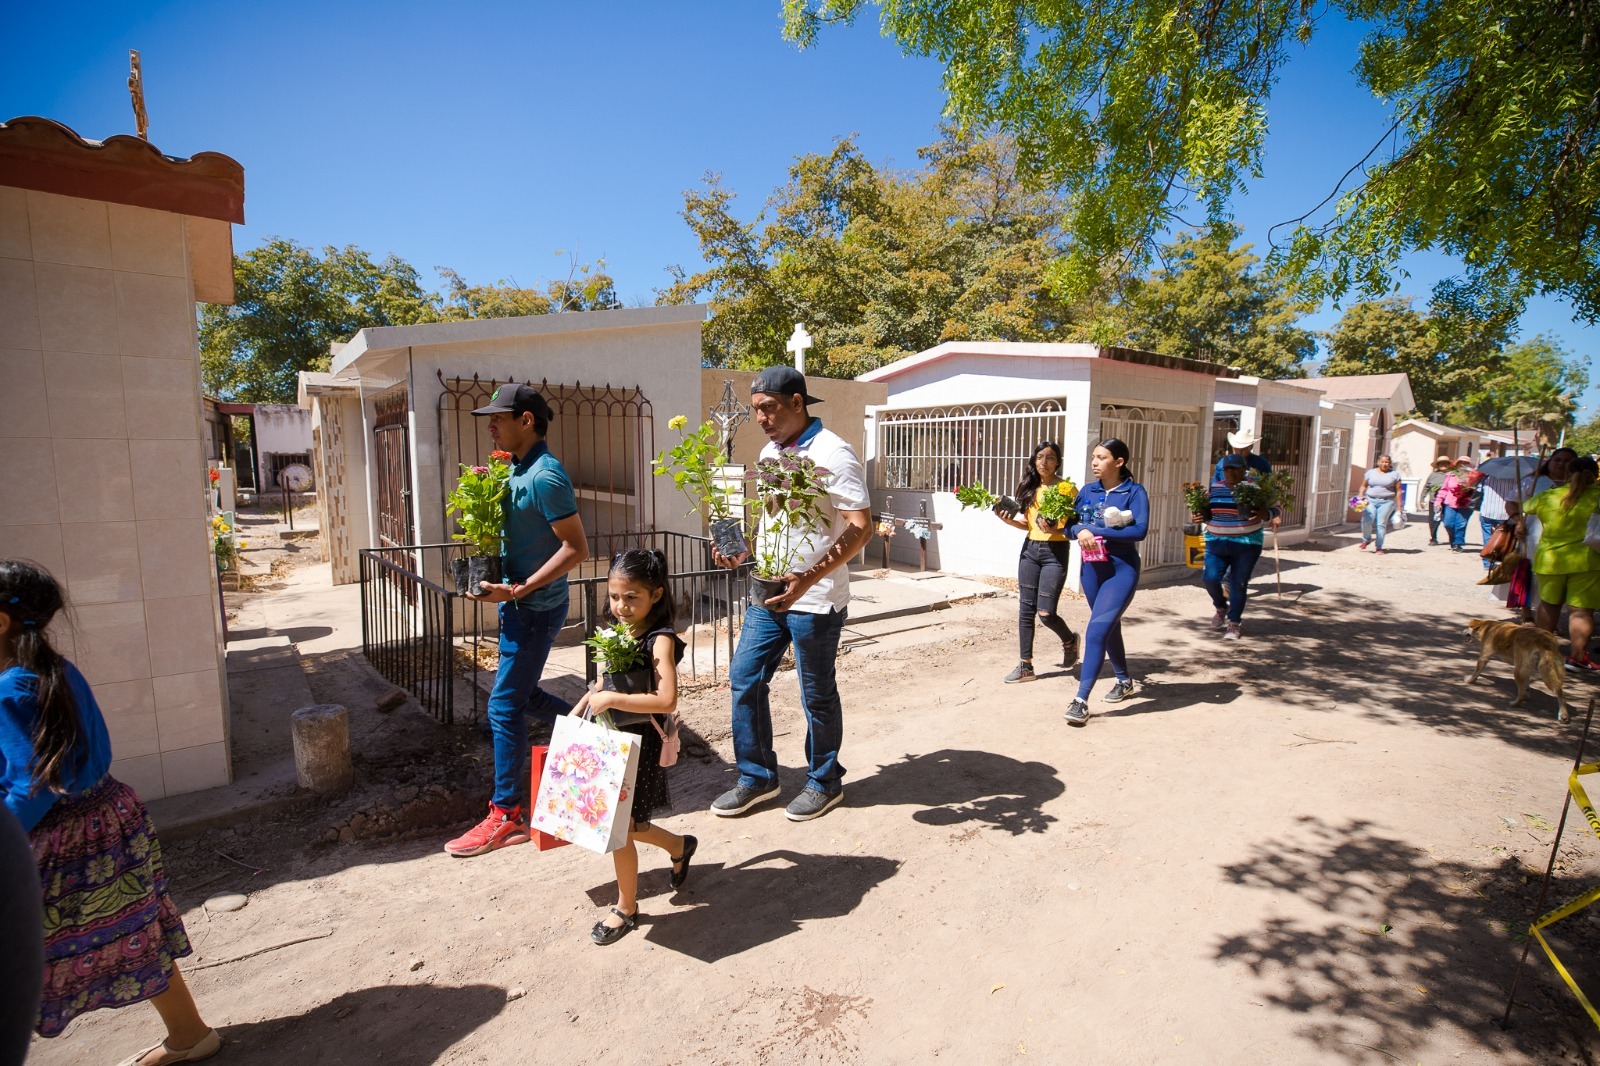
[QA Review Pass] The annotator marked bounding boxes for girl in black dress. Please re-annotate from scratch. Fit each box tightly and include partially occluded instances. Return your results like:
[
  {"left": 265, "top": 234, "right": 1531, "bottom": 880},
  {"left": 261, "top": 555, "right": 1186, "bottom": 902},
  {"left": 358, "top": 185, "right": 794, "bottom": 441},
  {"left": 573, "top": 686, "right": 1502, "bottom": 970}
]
[{"left": 581, "top": 549, "right": 695, "bottom": 945}]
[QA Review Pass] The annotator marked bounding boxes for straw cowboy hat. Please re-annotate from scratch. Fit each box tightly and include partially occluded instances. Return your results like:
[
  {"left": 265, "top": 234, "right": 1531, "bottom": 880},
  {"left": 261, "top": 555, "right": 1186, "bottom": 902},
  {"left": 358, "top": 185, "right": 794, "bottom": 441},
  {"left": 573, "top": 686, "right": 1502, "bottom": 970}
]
[
  {"left": 1227, "top": 429, "right": 1260, "bottom": 449},
  {"left": 1432, "top": 456, "right": 1454, "bottom": 469}
]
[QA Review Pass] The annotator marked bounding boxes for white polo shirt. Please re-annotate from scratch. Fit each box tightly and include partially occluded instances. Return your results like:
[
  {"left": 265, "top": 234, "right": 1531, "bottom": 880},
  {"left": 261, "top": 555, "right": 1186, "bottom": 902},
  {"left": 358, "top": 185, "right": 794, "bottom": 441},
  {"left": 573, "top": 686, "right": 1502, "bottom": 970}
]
[{"left": 756, "top": 418, "right": 870, "bottom": 614}]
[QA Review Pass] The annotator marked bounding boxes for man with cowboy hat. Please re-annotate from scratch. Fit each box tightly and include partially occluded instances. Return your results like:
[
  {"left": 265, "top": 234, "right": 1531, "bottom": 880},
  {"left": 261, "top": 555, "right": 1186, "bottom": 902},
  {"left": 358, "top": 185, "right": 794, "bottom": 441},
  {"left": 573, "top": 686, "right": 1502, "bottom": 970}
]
[
  {"left": 1421, "top": 455, "right": 1455, "bottom": 546},
  {"left": 1213, "top": 428, "right": 1273, "bottom": 483}
]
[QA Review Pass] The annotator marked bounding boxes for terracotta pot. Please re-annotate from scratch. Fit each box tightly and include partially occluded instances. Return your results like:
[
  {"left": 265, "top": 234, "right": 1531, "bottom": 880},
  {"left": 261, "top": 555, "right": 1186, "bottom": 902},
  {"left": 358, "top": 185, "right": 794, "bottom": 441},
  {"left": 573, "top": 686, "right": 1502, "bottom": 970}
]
[
  {"left": 710, "top": 517, "right": 749, "bottom": 559},
  {"left": 749, "top": 574, "right": 788, "bottom": 610},
  {"left": 602, "top": 667, "right": 653, "bottom": 695},
  {"left": 451, "top": 555, "right": 503, "bottom": 596}
]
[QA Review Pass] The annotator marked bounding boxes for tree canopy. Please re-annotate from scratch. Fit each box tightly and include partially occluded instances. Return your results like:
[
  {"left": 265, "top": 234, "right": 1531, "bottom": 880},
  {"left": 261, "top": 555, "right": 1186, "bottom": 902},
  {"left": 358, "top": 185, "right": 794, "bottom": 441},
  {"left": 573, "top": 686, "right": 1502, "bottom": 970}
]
[
  {"left": 200, "top": 240, "right": 618, "bottom": 403},
  {"left": 658, "top": 131, "right": 1091, "bottom": 375},
  {"left": 783, "top": 0, "right": 1600, "bottom": 326},
  {"left": 1120, "top": 225, "right": 1317, "bottom": 378}
]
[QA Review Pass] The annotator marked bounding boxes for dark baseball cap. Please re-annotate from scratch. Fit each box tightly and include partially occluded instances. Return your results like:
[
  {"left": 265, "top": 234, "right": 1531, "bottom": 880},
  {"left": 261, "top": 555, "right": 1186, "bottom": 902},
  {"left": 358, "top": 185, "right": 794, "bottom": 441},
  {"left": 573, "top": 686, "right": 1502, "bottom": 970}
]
[
  {"left": 473, "top": 383, "right": 554, "bottom": 420},
  {"left": 1221, "top": 453, "right": 1247, "bottom": 469},
  {"left": 750, "top": 365, "right": 823, "bottom": 405}
]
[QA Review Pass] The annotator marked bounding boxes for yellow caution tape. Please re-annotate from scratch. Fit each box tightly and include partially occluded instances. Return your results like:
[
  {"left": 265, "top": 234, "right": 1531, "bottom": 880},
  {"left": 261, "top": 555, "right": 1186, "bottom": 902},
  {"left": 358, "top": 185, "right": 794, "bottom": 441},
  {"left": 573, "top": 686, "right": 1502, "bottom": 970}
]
[{"left": 1528, "top": 762, "right": 1600, "bottom": 1031}]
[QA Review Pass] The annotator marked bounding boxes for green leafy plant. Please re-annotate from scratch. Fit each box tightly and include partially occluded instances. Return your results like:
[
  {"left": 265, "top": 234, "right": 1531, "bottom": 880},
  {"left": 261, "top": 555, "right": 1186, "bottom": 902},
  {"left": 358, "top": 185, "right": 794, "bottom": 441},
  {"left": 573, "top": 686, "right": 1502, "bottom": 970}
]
[
  {"left": 445, "top": 451, "right": 512, "bottom": 557},
  {"left": 1034, "top": 480, "right": 1078, "bottom": 524},
  {"left": 744, "top": 454, "right": 833, "bottom": 578},
  {"left": 211, "top": 514, "right": 245, "bottom": 571},
  {"left": 954, "top": 481, "right": 1000, "bottom": 511},
  {"left": 583, "top": 622, "right": 649, "bottom": 676},
  {"left": 653, "top": 416, "right": 738, "bottom": 521},
  {"left": 1182, "top": 481, "right": 1210, "bottom": 514}
]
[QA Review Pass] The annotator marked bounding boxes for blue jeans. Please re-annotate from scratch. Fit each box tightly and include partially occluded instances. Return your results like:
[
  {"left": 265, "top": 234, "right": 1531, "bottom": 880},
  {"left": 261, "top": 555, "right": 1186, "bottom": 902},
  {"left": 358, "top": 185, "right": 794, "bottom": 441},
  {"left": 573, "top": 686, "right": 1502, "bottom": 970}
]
[
  {"left": 487, "top": 600, "right": 572, "bottom": 809},
  {"left": 1077, "top": 551, "right": 1140, "bottom": 700},
  {"left": 1361, "top": 499, "right": 1396, "bottom": 549},
  {"left": 1440, "top": 506, "right": 1472, "bottom": 549},
  {"left": 730, "top": 605, "right": 847, "bottom": 795},
  {"left": 1203, "top": 538, "right": 1264, "bottom": 624},
  {"left": 1480, "top": 516, "right": 1500, "bottom": 569}
]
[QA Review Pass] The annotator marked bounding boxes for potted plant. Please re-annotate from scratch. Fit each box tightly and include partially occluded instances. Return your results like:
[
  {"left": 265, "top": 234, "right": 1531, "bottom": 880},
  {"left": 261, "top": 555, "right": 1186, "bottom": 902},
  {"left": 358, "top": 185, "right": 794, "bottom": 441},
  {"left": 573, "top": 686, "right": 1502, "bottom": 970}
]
[
  {"left": 211, "top": 513, "right": 245, "bottom": 572},
  {"left": 954, "top": 481, "right": 1019, "bottom": 517},
  {"left": 445, "top": 449, "right": 513, "bottom": 595},
  {"left": 653, "top": 415, "right": 748, "bottom": 557},
  {"left": 743, "top": 452, "right": 833, "bottom": 609},
  {"left": 583, "top": 622, "right": 652, "bottom": 693}
]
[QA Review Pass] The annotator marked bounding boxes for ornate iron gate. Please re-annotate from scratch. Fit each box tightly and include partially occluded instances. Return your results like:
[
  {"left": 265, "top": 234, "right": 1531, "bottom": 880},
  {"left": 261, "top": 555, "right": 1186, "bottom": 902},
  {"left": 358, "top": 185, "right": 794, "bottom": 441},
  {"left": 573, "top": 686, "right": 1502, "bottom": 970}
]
[
  {"left": 373, "top": 389, "right": 414, "bottom": 548},
  {"left": 1098, "top": 405, "right": 1200, "bottom": 568},
  {"left": 1260, "top": 413, "right": 1312, "bottom": 531}
]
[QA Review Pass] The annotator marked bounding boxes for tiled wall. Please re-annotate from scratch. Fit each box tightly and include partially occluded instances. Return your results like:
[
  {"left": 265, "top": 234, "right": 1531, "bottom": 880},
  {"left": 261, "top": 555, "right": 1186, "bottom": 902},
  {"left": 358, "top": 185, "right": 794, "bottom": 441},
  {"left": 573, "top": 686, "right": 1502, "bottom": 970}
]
[{"left": 0, "top": 186, "right": 230, "bottom": 799}]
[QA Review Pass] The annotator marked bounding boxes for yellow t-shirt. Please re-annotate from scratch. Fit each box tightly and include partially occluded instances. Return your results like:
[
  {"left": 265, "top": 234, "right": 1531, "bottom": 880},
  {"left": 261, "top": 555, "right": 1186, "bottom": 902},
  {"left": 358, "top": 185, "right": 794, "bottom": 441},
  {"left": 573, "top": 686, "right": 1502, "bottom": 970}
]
[{"left": 1025, "top": 487, "right": 1068, "bottom": 542}]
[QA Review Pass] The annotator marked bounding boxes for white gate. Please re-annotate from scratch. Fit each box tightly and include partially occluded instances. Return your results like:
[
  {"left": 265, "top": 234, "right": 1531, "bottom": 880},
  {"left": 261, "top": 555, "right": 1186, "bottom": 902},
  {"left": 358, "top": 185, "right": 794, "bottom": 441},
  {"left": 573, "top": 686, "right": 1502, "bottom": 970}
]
[
  {"left": 875, "top": 399, "right": 1069, "bottom": 493},
  {"left": 1313, "top": 427, "right": 1352, "bottom": 529},
  {"left": 1097, "top": 405, "right": 1200, "bottom": 568}
]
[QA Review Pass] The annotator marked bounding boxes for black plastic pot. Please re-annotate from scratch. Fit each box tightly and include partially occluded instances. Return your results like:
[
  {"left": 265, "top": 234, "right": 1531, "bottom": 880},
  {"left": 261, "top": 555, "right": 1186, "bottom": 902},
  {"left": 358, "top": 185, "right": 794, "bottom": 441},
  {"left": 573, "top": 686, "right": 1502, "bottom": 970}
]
[
  {"left": 710, "top": 517, "right": 749, "bottom": 559},
  {"left": 749, "top": 574, "right": 788, "bottom": 610},
  {"left": 602, "top": 667, "right": 653, "bottom": 695},
  {"left": 995, "top": 494, "right": 1021, "bottom": 518},
  {"left": 451, "top": 555, "right": 503, "bottom": 596}
]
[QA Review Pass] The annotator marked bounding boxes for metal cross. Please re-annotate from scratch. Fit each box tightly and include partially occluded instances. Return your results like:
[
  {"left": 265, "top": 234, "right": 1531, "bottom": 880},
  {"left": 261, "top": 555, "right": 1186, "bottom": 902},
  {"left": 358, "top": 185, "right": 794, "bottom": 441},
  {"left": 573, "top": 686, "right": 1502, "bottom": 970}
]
[{"left": 709, "top": 379, "right": 749, "bottom": 460}]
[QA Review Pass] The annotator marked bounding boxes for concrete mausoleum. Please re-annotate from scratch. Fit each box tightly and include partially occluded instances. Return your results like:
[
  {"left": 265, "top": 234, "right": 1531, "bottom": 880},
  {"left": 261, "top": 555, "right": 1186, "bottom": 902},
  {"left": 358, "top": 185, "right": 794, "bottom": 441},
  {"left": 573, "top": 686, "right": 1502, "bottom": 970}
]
[{"left": 0, "top": 115, "right": 243, "bottom": 799}]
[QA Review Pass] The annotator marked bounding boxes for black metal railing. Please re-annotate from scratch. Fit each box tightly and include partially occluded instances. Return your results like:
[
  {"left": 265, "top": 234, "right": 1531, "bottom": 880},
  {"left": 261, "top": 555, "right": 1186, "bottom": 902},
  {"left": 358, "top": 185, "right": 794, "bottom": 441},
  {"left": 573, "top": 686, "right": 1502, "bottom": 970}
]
[{"left": 359, "top": 531, "right": 753, "bottom": 726}]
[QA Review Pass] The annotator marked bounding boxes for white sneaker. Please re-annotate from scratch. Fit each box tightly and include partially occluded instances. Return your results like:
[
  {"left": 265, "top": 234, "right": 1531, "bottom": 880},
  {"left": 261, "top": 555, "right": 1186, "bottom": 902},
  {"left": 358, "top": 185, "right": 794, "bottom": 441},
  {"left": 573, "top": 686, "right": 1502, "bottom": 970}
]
[{"left": 1223, "top": 622, "right": 1242, "bottom": 641}]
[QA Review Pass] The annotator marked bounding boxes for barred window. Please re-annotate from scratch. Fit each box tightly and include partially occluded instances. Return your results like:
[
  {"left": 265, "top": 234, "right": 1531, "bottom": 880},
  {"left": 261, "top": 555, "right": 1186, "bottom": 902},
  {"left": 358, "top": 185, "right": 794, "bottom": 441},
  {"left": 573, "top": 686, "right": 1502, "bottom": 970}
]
[{"left": 875, "top": 400, "right": 1068, "bottom": 494}]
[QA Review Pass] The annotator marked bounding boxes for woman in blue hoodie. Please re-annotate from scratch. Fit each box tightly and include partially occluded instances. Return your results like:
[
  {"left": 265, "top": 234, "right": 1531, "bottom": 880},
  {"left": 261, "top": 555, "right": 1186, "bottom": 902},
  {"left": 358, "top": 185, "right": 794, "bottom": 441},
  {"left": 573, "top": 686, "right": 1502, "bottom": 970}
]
[{"left": 1062, "top": 439, "right": 1149, "bottom": 726}]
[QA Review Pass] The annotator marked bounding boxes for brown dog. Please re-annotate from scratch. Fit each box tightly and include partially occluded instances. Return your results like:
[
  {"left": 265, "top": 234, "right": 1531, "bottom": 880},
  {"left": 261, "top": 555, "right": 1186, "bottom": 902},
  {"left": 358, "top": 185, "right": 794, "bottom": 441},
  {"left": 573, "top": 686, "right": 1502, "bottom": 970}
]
[{"left": 1466, "top": 618, "right": 1569, "bottom": 723}]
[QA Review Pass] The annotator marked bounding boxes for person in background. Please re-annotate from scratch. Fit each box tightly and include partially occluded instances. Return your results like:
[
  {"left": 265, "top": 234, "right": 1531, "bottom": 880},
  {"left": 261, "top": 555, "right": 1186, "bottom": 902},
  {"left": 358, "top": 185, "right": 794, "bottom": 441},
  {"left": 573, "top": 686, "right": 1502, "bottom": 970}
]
[
  {"left": 994, "top": 441, "right": 1080, "bottom": 684},
  {"left": 1476, "top": 462, "right": 1531, "bottom": 572},
  {"left": 1358, "top": 454, "right": 1404, "bottom": 553},
  {"left": 1435, "top": 457, "right": 1478, "bottom": 554},
  {"left": 1213, "top": 429, "right": 1272, "bottom": 483},
  {"left": 1533, "top": 448, "right": 1578, "bottom": 495},
  {"left": 1193, "top": 454, "right": 1281, "bottom": 640},
  {"left": 1421, "top": 456, "right": 1453, "bottom": 546},
  {"left": 1517, "top": 457, "right": 1600, "bottom": 672}
]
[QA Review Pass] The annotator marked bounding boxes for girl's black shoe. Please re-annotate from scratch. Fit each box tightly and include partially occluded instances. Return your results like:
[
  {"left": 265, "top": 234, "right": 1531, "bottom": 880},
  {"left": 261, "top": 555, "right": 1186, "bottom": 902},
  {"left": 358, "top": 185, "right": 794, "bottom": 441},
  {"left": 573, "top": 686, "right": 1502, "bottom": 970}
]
[
  {"left": 670, "top": 835, "right": 698, "bottom": 890},
  {"left": 590, "top": 907, "right": 638, "bottom": 946}
]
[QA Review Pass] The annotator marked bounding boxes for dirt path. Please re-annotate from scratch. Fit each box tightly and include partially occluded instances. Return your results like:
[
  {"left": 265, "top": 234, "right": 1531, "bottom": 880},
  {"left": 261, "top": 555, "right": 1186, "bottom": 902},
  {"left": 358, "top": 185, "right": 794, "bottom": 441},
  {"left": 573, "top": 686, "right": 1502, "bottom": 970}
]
[{"left": 29, "top": 522, "right": 1600, "bottom": 1065}]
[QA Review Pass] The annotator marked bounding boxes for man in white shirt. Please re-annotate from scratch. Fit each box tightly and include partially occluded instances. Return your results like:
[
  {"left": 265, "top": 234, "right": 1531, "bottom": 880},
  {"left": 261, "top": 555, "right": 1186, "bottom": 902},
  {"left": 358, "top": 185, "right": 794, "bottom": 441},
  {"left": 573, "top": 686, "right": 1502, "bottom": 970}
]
[{"left": 711, "top": 367, "right": 872, "bottom": 822}]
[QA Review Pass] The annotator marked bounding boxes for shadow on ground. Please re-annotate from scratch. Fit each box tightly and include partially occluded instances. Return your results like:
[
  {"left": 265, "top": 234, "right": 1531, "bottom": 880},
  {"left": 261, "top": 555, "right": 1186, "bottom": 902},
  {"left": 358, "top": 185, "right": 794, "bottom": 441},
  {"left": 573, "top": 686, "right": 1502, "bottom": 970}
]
[
  {"left": 631, "top": 849, "right": 901, "bottom": 963},
  {"left": 846, "top": 748, "right": 1065, "bottom": 834},
  {"left": 211, "top": 982, "right": 505, "bottom": 1065},
  {"left": 1215, "top": 815, "right": 1600, "bottom": 1064}
]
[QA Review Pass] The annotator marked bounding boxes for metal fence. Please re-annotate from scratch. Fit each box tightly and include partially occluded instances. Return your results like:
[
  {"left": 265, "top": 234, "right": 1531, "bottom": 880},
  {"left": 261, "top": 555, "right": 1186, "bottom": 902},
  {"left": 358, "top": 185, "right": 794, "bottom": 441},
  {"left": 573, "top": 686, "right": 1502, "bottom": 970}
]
[
  {"left": 875, "top": 400, "right": 1068, "bottom": 494},
  {"left": 1313, "top": 426, "right": 1353, "bottom": 529},
  {"left": 1097, "top": 405, "right": 1200, "bottom": 569},
  {"left": 359, "top": 530, "right": 752, "bottom": 726}
]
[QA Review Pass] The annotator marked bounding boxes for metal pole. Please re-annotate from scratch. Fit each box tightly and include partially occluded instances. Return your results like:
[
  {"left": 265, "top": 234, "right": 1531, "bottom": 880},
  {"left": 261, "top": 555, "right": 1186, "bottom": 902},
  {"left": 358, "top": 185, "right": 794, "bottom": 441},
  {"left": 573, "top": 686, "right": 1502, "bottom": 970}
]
[{"left": 1499, "top": 695, "right": 1596, "bottom": 1029}]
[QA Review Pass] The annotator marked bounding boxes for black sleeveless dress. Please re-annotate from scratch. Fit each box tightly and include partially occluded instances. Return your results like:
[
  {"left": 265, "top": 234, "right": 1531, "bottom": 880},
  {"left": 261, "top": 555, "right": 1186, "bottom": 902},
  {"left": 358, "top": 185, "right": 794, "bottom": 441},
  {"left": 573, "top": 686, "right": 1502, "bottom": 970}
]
[{"left": 612, "top": 627, "right": 684, "bottom": 825}]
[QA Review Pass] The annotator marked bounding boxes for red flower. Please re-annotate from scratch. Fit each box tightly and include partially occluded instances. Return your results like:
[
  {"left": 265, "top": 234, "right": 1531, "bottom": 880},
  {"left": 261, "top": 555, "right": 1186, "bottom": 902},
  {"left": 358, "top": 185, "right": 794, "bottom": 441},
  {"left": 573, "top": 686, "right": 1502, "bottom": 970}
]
[
  {"left": 489, "top": 450, "right": 513, "bottom": 462},
  {"left": 208, "top": 469, "right": 221, "bottom": 483}
]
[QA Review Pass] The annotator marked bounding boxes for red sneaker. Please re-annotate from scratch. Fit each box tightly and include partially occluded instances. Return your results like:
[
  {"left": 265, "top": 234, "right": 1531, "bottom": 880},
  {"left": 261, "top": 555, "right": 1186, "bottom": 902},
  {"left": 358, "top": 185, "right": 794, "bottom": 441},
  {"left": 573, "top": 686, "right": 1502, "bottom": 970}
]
[
  {"left": 445, "top": 803, "right": 529, "bottom": 857},
  {"left": 1564, "top": 656, "right": 1600, "bottom": 675}
]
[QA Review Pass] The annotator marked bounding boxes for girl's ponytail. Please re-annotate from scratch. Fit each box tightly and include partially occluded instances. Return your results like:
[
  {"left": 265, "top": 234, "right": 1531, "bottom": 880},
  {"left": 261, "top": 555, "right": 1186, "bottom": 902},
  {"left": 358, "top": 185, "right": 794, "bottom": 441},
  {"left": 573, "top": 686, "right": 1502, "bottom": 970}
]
[{"left": 0, "top": 560, "right": 79, "bottom": 796}]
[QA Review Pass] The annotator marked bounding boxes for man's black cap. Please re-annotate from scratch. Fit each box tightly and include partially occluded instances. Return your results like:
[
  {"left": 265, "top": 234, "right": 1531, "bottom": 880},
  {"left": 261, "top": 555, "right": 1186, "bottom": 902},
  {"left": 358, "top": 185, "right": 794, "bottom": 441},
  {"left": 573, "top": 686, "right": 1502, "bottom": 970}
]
[
  {"left": 1221, "top": 453, "right": 1248, "bottom": 469},
  {"left": 750, "top": 365, "right": 823, "bottom": 405},
  {"left": 473, "top": 383, "right": 554, "bottom": 420}
]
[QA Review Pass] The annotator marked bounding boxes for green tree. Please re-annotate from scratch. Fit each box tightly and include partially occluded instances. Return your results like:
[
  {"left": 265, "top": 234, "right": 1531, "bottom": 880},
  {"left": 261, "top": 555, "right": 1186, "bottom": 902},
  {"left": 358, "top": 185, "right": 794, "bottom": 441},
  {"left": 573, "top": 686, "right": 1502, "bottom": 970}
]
[
  {"left": 1459, "top": 337, "right": 1589, "bottom": 447},
  {"left": 200, "top": 239, "right": 440, "bottom": 403},
  {"left": 1120, "top": 225, "right": 1317, "bottom": 378},
  {"left": 660, "top": 130, "right": 1092, "bottom": 375},
  {"left": 1320, "top": 296, "right": 1489, "bottom": 419},
  {"left": 1567, "top": 412, "right": 1600, "bottom": 457},
  {"left": 783, "top": 0, "right": 1600, "bottom": 324}
]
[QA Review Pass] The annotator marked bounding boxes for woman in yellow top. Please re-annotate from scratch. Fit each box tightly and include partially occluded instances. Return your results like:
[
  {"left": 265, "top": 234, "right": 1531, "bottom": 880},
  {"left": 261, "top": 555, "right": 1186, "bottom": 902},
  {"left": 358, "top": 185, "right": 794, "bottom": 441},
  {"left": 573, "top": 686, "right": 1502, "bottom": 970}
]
[
  {"left": 1517, "top": 456, "right": 1600, "bottom": 672},
  {"left": 994, "top": 441, "right": 1080, "bottom": 683}
]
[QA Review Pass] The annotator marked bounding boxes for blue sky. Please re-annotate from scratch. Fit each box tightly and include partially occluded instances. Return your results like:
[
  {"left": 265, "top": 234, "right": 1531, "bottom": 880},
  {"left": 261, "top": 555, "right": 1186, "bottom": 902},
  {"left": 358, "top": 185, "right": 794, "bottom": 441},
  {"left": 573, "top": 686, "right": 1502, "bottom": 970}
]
[{"left": 3, "top": 1, "right": 1593, "bottom": 419}]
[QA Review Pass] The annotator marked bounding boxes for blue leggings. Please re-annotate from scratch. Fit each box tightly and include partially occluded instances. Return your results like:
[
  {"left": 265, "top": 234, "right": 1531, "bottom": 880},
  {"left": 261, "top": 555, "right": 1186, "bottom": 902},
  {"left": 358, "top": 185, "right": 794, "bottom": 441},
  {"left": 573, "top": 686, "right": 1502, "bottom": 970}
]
[{"left": 1077, "top": 552, "right": 1140, "bottom": 699}]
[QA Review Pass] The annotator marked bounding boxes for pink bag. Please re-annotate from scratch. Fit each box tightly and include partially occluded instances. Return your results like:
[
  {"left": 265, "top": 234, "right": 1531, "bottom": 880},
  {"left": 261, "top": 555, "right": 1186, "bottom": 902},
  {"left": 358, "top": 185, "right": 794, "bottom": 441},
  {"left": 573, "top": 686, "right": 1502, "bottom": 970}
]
[
  {"left": 1079, "top": 536, "right": 1109, "bottom": 563},
  {"left": 652, "top": 713, "right": 681, "bottom": 768}
]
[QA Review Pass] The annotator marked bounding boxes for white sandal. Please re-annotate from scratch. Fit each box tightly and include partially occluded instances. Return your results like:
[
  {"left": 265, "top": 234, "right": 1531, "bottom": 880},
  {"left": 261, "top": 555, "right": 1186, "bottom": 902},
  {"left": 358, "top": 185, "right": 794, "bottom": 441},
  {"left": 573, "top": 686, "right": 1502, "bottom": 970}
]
[{"left": 117, "top": 1027, "right": 222, "bottom": 1066}]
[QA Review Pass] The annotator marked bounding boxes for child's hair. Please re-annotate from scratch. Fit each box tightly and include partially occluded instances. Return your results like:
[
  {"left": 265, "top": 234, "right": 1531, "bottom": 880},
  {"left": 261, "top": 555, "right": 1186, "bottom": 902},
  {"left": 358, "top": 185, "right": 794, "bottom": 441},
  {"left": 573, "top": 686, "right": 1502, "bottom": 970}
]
[
  {"left": 1096, "top": 437, "right": 1134, "bottom": 482},
  {"left": 606, "top": 548, "right": 677, "bottom": 635},
  {"left": 0, "top": 560, "right": 80, "bottom": 795},
  {"left": 1014, "top": 440, "right": 1062, "bottom": 508}
]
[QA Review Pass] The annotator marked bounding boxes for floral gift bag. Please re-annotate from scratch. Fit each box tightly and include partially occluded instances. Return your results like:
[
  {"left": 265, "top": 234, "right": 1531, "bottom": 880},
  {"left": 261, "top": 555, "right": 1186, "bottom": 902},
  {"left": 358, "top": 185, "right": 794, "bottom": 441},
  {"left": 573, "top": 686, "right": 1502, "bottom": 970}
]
[{"left": 531, "top": 712, "right": 641, "bottom": 854}]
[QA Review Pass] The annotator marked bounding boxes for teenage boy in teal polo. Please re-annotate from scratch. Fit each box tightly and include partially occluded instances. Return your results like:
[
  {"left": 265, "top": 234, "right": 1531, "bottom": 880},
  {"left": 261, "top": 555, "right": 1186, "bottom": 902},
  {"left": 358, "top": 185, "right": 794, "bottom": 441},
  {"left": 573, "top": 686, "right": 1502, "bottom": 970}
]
[{"left": 444, "top": 384, "right": 589, "bottom": 857}]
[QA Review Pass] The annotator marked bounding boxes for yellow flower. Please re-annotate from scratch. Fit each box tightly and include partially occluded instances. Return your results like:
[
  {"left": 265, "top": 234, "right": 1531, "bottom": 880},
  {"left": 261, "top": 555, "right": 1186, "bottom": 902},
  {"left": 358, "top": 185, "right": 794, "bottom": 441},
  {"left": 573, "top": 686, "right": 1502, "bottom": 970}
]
[
  {"left": 668, "top": 415, "right": 688, "bottom": 430},
  {"left": 239, "top": 540, "right": 248, "bottom": 548}
]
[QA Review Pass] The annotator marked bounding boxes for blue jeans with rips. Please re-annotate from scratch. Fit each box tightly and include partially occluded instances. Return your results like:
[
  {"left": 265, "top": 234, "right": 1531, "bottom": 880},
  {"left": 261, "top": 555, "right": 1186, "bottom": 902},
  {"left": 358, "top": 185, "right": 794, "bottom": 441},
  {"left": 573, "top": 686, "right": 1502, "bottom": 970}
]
[
  {"left": 1202, "top": 537, "right": 1264, "bottom": 624},
  {"left": 730, "top": 604, "right": 847, "bottom": 796},
  {"left": 488, "top": 600, "right": 572, "bottom": 809},
  {"left": 1361, "top": 499, "right": 1397, "bottom": 549}
]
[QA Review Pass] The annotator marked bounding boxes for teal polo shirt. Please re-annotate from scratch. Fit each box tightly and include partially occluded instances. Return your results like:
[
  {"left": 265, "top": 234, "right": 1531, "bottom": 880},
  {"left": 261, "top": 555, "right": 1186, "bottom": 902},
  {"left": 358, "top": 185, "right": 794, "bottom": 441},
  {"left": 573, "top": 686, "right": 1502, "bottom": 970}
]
[{"left": 503, "top": 441, "right": 579, "bottom": 612}]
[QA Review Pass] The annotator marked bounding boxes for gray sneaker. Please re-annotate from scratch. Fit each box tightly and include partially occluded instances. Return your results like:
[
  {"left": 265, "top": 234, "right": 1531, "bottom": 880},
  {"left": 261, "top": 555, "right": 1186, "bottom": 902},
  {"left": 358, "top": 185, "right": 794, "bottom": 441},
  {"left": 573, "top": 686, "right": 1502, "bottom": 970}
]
[
  {"left": 1102, "top": 679, "right": 1137, "bottom": 703},
  {"left": 784, "top": 788, "right": 844, "bottom": 822},
  {"left": 710, "top": 783, "right": 781, "bottom": 817},
  {"left": 1064, "top": 698, "right": 1090, "bottom": 727},
  {"left": 1004, "top": 661, "right": 1036, "bottom": 684}
]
